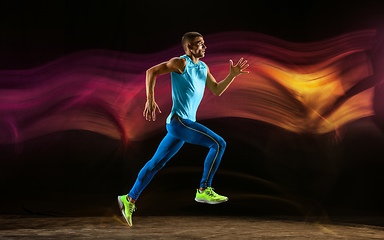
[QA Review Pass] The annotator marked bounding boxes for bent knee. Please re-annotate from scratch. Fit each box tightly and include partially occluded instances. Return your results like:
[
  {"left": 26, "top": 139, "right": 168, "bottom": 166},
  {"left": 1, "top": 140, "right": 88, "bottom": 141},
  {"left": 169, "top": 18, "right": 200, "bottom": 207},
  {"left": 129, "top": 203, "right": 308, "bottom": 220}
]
[
  {"left": 218, "top": 137, "right": 226, "bottom": 150},
  {"left": 211, "top": 136, "right": 226, "bottom": 151}
]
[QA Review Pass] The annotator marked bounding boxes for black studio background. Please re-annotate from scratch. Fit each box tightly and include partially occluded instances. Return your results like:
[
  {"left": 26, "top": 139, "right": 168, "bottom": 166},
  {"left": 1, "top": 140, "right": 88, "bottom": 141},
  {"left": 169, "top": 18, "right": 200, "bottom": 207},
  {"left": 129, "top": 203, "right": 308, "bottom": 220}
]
[
  {"left": 2, "top": 0, "right": 384, "bottom": 69},
  {"left": 1, "top": 0, "right": 384, "bottom": 218}
]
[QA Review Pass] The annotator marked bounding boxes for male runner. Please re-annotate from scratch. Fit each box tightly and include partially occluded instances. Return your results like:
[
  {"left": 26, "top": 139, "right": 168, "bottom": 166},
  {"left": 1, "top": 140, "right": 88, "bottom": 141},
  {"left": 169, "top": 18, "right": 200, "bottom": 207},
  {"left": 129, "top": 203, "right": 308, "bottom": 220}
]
[{"left": 118, "top": 32, "right": 249, "bottom": 227}]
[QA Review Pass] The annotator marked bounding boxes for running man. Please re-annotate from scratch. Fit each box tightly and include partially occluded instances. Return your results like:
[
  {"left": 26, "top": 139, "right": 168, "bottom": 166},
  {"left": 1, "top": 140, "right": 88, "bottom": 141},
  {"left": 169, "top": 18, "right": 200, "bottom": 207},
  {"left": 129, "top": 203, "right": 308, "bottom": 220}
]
[{"left": 118, "top": 32, "right": 249, "bottom": 227}]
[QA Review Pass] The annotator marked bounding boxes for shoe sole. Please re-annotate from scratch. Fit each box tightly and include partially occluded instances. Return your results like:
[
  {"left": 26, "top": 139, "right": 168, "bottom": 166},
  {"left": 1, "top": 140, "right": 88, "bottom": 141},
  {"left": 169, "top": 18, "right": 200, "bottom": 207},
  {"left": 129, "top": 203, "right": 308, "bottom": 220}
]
[
  {"left": 117, "top": 196, "right": 132, "bottom": 227},
  {"left": 195, "top": 197, "right": 229, "bottom": 204}
]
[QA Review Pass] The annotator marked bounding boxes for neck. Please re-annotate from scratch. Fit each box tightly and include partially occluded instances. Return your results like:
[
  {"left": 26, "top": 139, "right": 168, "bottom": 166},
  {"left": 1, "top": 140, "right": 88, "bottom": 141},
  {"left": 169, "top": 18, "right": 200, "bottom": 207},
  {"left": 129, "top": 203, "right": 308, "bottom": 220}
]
[{"left": 186, "top": 53, "right": 199, "bottom": 64}]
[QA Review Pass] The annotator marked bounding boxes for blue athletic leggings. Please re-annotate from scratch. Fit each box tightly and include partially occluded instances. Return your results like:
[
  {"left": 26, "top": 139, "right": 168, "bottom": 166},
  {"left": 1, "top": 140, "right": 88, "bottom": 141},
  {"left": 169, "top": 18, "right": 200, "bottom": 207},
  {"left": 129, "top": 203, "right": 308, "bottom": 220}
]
[{"left": 128, "top": 115, "right": 226, "bottom": 201}]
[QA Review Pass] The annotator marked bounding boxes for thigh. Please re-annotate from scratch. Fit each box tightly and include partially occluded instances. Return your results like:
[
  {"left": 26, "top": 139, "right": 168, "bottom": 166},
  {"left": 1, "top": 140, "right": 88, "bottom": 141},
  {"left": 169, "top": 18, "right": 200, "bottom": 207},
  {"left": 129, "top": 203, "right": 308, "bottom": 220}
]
[
  {"left": 152, "top": 133, "right": 184, "bottom": 160},
  {"left": 168, "top": 117, "right": 223, "bottom": 148}
]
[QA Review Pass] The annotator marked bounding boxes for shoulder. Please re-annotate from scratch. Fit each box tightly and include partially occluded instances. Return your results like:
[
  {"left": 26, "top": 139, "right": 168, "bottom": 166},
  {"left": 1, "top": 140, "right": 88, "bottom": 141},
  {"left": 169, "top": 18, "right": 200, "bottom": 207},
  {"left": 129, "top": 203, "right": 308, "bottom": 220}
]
[
  {"left": 168, "top": 57, "right": 186, "bottom": 68},
  {"left": 168, "top": 57, "right": 186, "bottom": 74},
  {"left": 169, "top": 56, "right": 186, "bottom": 63}
]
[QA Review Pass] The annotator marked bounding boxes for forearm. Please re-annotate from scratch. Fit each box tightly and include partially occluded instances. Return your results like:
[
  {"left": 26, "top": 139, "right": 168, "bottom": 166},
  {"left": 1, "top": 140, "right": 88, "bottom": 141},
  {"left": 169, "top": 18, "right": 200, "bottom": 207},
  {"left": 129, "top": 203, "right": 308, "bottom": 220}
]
[
  {"left": 207, "top": 58, "right": 249, "bottom": 96},
  {"left": 213, "top": 73, "right": 236, "bottom": 96},
  {"left": 145, "top": 69, "right": 156, "bottom": 100}
]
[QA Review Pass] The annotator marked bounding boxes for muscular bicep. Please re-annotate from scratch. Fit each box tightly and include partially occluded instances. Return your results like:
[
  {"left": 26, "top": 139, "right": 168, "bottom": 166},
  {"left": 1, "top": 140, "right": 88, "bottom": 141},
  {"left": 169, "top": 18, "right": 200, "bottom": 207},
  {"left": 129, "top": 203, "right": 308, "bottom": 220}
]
[{"left": 148, "top": 57, "right": 185, "bottom": 76}]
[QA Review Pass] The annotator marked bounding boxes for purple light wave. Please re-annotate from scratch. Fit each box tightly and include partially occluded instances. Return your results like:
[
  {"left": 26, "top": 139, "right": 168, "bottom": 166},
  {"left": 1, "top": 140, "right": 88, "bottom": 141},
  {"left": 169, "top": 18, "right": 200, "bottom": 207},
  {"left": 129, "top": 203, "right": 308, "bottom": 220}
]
[{"left": 0, "top": 30, "right": 379, "bottom": 145}]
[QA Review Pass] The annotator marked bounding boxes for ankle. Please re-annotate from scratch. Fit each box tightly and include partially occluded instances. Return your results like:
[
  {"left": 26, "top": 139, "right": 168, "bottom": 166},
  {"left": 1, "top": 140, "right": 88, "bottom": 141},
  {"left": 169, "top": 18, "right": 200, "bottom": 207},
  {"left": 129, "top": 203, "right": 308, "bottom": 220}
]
[{"left": 126, "top": 195, "right": 136, "bottom": 204}]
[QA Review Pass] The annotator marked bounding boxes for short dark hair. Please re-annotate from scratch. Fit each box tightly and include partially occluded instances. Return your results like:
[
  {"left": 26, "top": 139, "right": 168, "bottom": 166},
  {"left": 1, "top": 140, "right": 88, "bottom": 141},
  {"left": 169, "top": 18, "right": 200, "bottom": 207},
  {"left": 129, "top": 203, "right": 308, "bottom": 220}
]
[{"left": 182, "top": 32, "right": 203, "bottom": 51}]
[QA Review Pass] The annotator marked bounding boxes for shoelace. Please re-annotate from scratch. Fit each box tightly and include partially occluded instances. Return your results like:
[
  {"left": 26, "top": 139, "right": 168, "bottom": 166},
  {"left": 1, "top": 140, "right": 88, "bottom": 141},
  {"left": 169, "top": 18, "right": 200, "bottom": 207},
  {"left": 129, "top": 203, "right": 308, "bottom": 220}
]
[
  {"left": 205, "top": 188, "right": 218, "bottom": 197},
  {"left": 128, "top": 203, "right": 137, "bottom": 214}
]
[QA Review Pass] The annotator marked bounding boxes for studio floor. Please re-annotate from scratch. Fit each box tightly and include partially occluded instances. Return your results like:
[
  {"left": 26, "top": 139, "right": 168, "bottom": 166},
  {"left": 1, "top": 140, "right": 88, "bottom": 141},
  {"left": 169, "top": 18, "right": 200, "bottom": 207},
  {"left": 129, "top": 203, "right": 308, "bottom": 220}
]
[{"left": 1, "top": 215, "right": 384, "bottom": 239}]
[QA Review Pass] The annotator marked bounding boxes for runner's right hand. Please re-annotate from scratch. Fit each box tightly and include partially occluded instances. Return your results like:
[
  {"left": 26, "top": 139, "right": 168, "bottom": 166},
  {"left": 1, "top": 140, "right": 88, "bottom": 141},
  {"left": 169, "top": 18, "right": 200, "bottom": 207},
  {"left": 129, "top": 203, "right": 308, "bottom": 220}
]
[{"left": 143, "top": 99, "right": 161, "bottom": 121}]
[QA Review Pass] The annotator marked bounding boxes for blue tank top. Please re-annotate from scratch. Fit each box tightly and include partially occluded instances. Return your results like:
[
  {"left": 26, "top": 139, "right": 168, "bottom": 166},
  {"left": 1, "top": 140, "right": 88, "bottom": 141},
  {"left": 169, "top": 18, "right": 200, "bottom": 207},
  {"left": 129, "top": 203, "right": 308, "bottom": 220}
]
[{"left": 166, "top": 54, "right": 208, "bottom": 124}]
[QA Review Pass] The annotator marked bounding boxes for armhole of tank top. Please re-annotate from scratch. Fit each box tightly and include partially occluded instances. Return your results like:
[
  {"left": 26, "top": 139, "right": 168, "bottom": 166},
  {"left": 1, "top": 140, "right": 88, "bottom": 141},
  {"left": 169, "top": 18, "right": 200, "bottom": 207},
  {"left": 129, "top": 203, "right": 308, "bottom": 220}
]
[
  {"left": 201, "top": 61, "right": 207, "bottom": 69},
  {"left": 174, "top": 57, "right": 187, "bottom": 75},
  {"left": 201, "top": 61, "right": 208, "bottom": 82}
]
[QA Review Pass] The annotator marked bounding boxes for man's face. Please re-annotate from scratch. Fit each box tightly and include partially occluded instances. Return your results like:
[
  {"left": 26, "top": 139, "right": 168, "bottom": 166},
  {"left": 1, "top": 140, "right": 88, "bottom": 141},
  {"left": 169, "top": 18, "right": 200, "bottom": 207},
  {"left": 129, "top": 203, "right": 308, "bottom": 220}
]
[{"left": 189, "top": 37, "right": 206, "bottom": 58}]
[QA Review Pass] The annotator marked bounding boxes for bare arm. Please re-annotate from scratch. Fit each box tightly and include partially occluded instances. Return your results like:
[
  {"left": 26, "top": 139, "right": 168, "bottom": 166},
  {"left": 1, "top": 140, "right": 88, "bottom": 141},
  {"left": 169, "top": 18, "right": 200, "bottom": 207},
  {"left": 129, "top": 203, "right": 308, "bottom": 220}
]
[
  {"left": 143, "top": 57, "right": 185, "bottom": 121},
  {"left": 206, "top": 58, "right": 249, "bottom": 96}
]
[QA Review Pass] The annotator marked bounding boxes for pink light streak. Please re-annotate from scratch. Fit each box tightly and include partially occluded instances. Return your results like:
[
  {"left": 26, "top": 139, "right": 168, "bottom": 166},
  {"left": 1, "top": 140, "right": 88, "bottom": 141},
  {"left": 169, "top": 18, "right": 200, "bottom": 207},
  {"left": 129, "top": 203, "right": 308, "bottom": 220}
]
[{"left": 0, "top": 30, "right": 379, "bottom": 145}]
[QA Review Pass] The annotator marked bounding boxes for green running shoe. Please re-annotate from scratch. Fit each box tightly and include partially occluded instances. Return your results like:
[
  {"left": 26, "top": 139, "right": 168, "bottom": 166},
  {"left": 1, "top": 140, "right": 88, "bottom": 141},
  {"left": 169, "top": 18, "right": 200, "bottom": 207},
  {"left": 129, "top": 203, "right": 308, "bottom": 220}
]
[
  {"left": 117, "top": 195, "right": 136, "bottom": 227},
  {"left": 195, "top": 187, "right": 228, "bottom": 204}
]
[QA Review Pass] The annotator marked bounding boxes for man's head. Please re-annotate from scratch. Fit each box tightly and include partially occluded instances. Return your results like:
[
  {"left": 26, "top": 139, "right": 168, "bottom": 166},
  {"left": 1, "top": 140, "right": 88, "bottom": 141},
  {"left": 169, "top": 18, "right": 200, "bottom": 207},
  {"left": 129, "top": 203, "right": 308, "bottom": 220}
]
[{"left": 182, "top": 32, "right": 206, "bottom": 58}]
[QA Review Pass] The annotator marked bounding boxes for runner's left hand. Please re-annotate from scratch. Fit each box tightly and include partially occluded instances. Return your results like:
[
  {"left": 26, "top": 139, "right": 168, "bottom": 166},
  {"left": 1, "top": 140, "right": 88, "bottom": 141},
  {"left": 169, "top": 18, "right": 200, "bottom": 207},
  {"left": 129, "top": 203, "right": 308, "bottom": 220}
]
[{"left": 229, "top": 58, "right": 249, "bottom": 77}]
